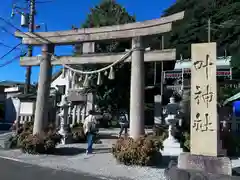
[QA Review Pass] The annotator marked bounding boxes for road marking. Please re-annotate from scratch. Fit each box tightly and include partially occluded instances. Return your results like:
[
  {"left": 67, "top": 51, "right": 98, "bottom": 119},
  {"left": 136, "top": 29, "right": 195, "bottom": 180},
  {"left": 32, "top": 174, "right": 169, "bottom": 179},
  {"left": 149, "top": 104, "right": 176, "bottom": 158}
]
[{"left": 0, "top": 155, "right": 23, "bottom": 163}]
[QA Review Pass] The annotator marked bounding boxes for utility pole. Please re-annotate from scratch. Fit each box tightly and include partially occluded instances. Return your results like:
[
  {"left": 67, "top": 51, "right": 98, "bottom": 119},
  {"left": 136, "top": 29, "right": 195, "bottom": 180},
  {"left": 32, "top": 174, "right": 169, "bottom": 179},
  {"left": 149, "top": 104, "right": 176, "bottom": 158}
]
[
  {"left": 160, "top": 36, "right": 164, "bottom": 124},
  {"left": 25, "top": 0, "right": 35, "bottom": 94},
  {"left": 208, "top": 18, "right": 211, "bottom": 43},
  {"left": 160, "top": 35, "right": 164, "bottom": 101}
]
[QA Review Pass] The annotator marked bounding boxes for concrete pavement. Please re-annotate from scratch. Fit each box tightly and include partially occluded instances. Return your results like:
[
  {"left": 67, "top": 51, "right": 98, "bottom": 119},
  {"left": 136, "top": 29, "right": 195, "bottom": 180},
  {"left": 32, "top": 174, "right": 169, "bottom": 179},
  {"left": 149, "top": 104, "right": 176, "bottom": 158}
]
[{"left": 0, "top": 157, "right": 111, "bottom": 180}]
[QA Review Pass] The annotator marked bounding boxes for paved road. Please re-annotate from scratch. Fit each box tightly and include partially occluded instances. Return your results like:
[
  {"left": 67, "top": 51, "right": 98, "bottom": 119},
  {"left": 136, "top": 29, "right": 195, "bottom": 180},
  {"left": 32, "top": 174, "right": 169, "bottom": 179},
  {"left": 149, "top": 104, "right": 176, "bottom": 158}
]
[{"left": 0, "top": 158, "right": 108, "bottom": 180}]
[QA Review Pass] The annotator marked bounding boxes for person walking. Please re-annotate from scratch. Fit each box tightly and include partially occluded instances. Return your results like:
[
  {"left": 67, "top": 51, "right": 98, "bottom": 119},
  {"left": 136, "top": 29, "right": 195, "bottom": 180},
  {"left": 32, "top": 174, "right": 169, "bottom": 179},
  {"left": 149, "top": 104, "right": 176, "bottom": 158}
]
[
  {"left": 118, "top": 110, "right": 129, "bottom": 137},
  {"left": 83, "top": 110, "right": 98, "bottom": 154}
]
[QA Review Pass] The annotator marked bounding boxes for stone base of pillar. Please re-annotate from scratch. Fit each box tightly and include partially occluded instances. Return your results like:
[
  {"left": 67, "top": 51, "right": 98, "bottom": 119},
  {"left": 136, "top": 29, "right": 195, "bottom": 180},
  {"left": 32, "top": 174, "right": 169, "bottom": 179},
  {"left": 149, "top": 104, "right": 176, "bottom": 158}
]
[
  {"left": 177, "top": 152, "right": 232, "bottom": 175},
  {"left": 58, "top": 130, "right": 72, "bottom": 145},
  {"left": 161, "top": 137, "right": 183, "bottom": 156}
]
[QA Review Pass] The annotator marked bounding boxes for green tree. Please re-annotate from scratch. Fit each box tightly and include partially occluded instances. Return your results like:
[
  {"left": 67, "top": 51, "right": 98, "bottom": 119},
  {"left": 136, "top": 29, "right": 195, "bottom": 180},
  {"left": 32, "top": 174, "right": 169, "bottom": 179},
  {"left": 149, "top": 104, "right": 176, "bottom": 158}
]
[
  {"left": 75, "top": 0, "right": 136, "bottom": 113},
  {"left": 162, "top": 0, "right": 240, "bottom": 61},
  {"left": 218, "top": 86, "right": 240, "bottom": 104}
]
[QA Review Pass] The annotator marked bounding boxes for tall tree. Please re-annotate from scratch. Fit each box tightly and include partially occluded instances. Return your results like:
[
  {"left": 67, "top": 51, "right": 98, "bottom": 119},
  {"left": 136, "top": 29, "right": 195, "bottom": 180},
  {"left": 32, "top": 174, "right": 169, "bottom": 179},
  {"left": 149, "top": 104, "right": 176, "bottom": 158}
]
[
  {"left": 75, "top": 0, "right": 136, "bottom": 113},
  {"left": 160, "top": 0, "right": 240, "bottom": 109},
  {"left": 162, "top": 0, "right": 240, "bottom": 62}
]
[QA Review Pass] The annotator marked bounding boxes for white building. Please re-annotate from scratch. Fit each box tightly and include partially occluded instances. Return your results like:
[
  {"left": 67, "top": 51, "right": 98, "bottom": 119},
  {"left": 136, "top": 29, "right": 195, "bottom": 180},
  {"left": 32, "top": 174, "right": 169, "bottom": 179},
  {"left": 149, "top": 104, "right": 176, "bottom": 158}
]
[
  {"left": 50, "top": 69, "right": 95, "bottom": 125},
  {"left": 164, "top": 56, "right": 232, "bottom": 80},
  {"left": 3, "top": 69, "right": 95, "bottom": 126}
]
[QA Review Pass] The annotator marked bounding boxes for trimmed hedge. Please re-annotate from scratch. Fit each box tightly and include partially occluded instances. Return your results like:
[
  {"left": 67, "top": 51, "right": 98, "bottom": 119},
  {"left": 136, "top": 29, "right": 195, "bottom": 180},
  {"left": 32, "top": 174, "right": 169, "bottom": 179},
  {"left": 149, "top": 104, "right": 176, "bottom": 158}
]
[
  {"left": 112, "top": 136, "right": 163, "bottom": 166},
  {"left": 19, "top": 131, "right": 62, "bottom": 154},
  {"left": 9, "top": 121, "right": 62, "bottom": 154}
]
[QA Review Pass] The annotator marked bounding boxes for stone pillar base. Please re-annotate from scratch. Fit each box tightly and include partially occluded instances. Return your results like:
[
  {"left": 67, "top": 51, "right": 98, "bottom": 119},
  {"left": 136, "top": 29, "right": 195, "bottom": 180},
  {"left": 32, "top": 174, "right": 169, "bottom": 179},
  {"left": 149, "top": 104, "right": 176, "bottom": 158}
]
[
  {"left": 177, "top": 152, "right": 232, "bottom": 176},
  {"left": 161, "top": 137, "right": 183, "bottom": 156},
  {"left": 164, "top": 166, "right": 238, "bottom": 180},
  {"left": 58, "top": 130, "right": 73, "bottom": 145}
]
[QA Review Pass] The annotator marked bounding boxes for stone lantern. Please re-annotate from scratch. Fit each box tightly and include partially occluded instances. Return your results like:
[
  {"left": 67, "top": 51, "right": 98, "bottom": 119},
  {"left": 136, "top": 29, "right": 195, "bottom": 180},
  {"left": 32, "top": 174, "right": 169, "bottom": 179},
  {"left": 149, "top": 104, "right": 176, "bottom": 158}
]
[
  {"left": 161, "top": 96, "right": 183, "bottom": 156},
  {"left": 57, "top": 95, "right": 72, "bottom": 144}
]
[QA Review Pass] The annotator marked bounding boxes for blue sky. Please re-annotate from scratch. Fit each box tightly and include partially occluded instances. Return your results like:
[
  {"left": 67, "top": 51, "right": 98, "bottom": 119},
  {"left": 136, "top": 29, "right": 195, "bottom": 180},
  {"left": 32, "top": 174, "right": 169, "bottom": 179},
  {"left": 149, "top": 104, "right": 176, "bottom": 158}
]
[{"left": 0, "top": 0, "right": 176, "bottom": 83}]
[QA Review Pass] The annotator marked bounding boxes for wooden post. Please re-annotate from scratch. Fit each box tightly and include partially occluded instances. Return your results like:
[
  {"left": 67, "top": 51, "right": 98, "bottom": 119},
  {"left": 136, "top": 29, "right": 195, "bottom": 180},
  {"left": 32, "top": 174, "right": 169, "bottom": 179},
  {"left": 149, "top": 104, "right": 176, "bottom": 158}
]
[{"left": 33, "top": 44, "right": 54, "bottom": 134}]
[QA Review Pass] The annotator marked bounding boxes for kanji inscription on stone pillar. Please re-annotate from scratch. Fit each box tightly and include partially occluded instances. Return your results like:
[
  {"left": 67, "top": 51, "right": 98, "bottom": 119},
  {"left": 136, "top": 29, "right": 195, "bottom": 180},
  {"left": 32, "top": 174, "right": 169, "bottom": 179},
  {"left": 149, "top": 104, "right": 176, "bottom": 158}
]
[{"left": 190, "top": 43, "right": 219, "bottom": 156}]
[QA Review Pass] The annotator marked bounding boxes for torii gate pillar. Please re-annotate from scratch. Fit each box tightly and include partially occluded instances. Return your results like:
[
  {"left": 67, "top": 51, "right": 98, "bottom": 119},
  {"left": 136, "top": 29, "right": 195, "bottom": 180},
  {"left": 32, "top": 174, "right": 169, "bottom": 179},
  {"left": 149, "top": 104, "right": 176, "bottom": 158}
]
[
  {"left": 33, "top": 44, "right": 54, "bottom": 134},
  {"left": 129, "top": 37, "right": 145, "bottom": 139}
]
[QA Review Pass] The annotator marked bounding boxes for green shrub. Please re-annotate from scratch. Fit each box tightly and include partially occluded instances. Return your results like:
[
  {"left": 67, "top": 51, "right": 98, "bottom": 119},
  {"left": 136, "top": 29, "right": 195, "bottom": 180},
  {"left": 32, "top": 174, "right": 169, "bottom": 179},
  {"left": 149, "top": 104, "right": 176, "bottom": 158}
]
[
  {"left": 9, "top": 121, "right": 61, "bottom": 154},
  {"left": 71, "top": 126, "right": 86, "bottom": 143},
  {"left": 152, "top": 125, "right": 168, "bottom": 143},
  {"left": 19, "top": 131, "right": 62, "bottom": 154},
  {"left": 112, "top": 136, "right": 163, "bottom": 166},
  {"left": 71, "top": 123, "right": 83, "bottom": 128},
  {"left": 71, "top": 123, "right": 86, "bottom": 143},
  {"left": 17, "top": 131, "right": 32, "bottom": 147},
  {"left": 9, "top": 135, "right": 19, "bottom": 149},
  {"left": 153, "top": 125, "right": 167, "bottom": 136},
  {"left": 9, "top": 121, "right": 34, "bottom": 149}
]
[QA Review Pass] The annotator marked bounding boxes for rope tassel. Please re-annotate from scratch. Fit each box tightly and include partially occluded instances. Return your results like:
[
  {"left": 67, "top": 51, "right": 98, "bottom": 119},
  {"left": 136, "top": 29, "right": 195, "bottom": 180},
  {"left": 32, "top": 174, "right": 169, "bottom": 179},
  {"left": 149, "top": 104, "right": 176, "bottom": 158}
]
[
  {"left": 71, "top": 72, "right": 76, "bottom": 88},
  {"left": 97, "top": 72, "right": 102, "bottom": 85},
  {"left": 61, "top": 67, "right": 65, "bottom": 78},
  {"left": 78, "top": 75, "right": 83, "bottom": 82},
  {"left": 74, "top": 73, "right": 78, "bottom": 84},
  {"left": 83, "top": 74, "right": 90, "bottom": 87},
  {"left": 104, "top": 71, "right": 108, "bottom": 76},
  {"left": 108, "top": 67, "right": 115, "bottom": 80},
  {"left": 68, "top": 70, "right": 73, "bottom": 81}
]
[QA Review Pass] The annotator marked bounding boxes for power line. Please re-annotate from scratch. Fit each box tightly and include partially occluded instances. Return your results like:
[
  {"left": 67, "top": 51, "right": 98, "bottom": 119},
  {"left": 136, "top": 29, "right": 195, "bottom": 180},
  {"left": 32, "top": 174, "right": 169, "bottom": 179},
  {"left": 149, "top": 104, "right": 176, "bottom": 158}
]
[
  {"left": 0, "top": 41, "right": 22, "bottom": 49},
  {"left": 36, "top": 0, "right": 54, "bottom": 3},
  {"left": 0, "top": 9, "right": 46, "bottom": 44},
  {"left": 1, "top": 0, "right": 37, "bottom": 93},
  {"left": 0, "top": 16, "right": 23, "bottom": 33},
  {"left": 0, "top": 43, "right": 22, "bottom": 60},
  {"left": 0, "top": 56, "right": 20, "bottom": 67},
  {"left": 0, "top": 16, "right": 51, "bottom": 44},
  {"left": 13, "top": 0, "right": 53, "bottom": 4},
  {"left": 1, "top": 4, "right": 99, "bottom": 45},
  {"left": 0, "top": 26, "right": 15, "bottom": 37},
  {"left": 0, "top": 16, "right": 29, "bottom": 38},
  {"left": 0, "top": 53, "right": 26, "bottom": 67}
]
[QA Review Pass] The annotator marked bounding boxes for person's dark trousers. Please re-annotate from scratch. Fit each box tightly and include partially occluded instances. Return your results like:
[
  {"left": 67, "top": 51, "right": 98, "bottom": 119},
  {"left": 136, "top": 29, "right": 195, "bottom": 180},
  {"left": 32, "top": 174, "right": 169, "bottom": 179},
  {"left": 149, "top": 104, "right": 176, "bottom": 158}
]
[
  {"left": 119, "top": 123, "right": 128, "bottom": 137},
  {"left": 86, "top": 132, "right": 93, "bottom": 153}
]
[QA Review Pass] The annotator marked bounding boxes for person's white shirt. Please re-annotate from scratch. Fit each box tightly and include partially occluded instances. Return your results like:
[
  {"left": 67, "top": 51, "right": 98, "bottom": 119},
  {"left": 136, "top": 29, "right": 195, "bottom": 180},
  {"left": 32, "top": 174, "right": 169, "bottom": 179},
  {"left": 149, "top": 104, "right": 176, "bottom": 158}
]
[{"left": 83, "top": 114, "right": 97, "bottom": 134}]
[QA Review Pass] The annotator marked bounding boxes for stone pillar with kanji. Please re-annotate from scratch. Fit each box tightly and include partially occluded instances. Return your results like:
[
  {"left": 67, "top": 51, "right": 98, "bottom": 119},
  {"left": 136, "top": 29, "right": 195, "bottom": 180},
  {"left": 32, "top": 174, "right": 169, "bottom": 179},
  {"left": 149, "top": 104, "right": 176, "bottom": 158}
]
[{"left": 176, "top": 43, "right": 231, "bottom": 177}]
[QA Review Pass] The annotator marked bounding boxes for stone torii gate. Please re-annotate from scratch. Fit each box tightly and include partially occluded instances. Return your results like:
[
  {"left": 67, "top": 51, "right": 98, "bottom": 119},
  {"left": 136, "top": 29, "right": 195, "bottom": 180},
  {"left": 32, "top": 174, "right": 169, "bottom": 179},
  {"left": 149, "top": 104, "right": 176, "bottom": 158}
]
[{"left": 15, "top": 11, "right": 184, "bottom": 139}]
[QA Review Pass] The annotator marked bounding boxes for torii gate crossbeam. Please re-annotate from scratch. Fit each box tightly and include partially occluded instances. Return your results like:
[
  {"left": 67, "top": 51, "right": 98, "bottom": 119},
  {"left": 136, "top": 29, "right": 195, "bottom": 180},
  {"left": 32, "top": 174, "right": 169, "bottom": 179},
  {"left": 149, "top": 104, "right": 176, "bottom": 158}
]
[
  {"left": 15, "top": 11, "right": 185, "bottom": 139},
  {"left": 20, "top": 49, "right": 176, "bottom": 66}
]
